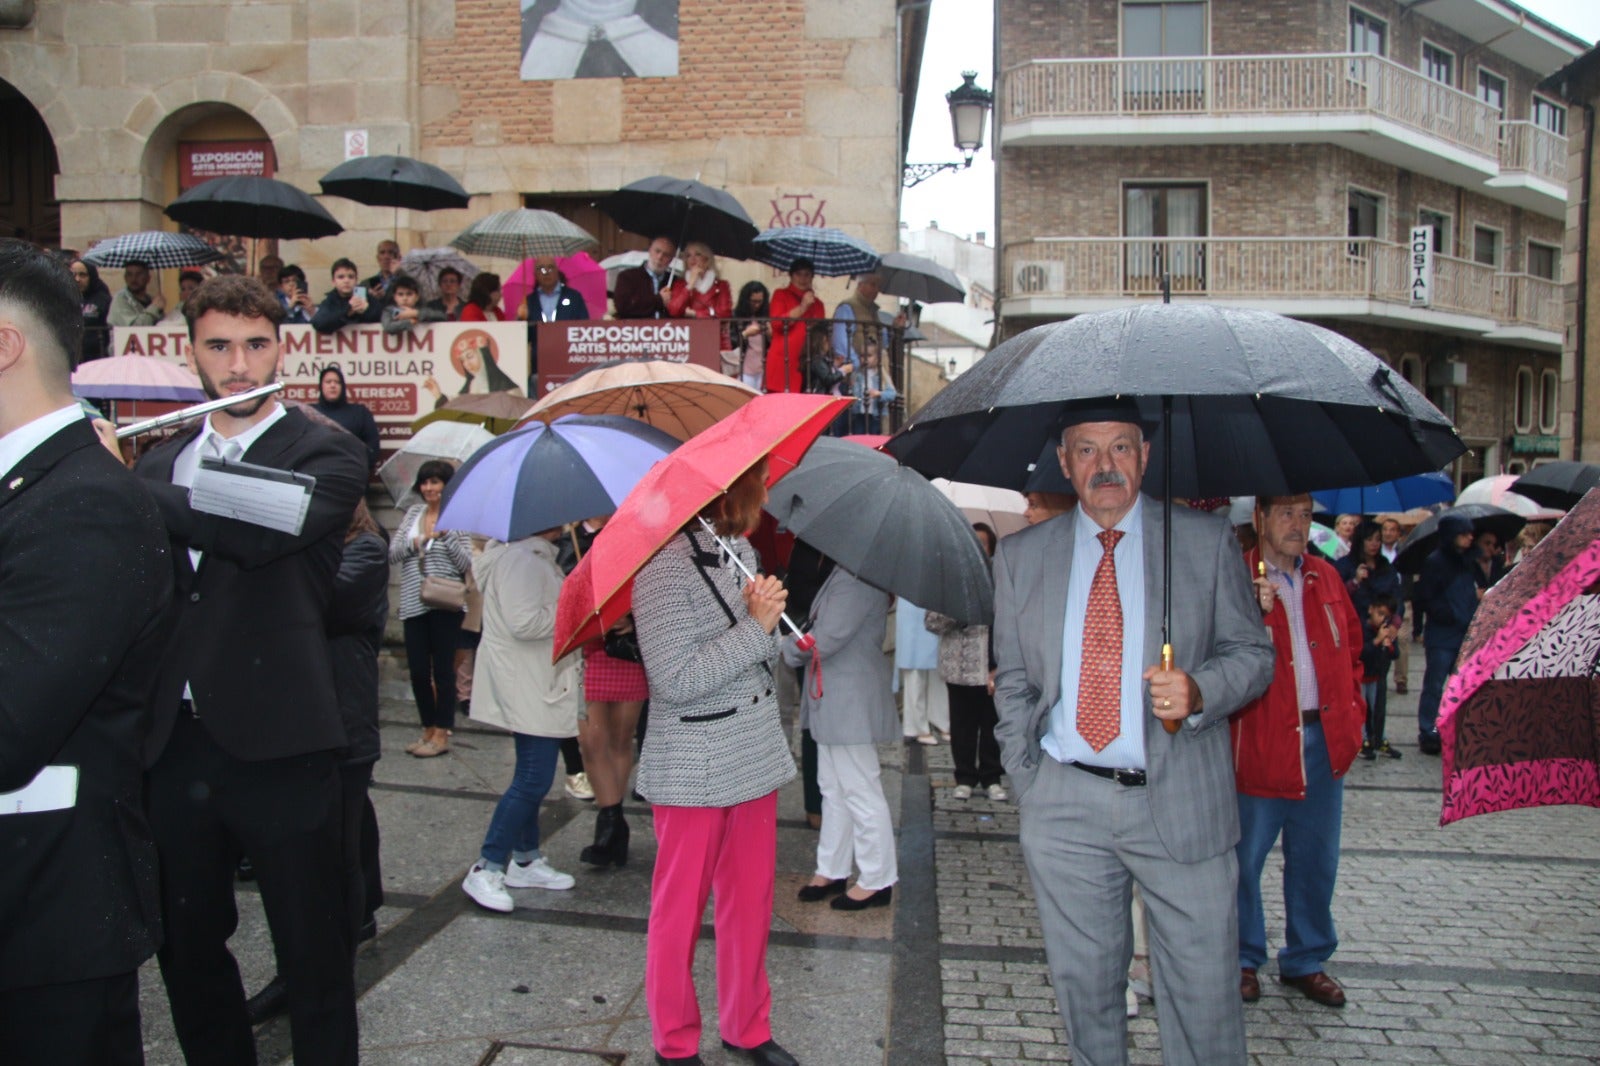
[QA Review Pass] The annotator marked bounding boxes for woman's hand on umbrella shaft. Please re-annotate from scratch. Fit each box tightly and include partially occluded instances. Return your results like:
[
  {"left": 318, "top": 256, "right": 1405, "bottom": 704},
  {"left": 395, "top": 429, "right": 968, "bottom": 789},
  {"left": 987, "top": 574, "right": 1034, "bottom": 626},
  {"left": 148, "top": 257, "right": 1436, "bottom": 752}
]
[{"left": 742, "top": 574, "right": 788, "bottom": 634}]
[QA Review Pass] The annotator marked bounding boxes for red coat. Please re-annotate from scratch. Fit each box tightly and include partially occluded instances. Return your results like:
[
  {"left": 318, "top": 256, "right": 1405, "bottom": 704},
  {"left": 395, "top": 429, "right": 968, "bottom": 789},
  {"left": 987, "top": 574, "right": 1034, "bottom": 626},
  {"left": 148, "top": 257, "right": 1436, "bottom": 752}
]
[
  {"left": 1230, "top": 548, "right": 1365, "bottom": 799},
  {"left": 766, "top": 284, "right": 824, "bottom": 393},
  {"left": 664, "top": 276, "right": 732, "bottom": 324}
]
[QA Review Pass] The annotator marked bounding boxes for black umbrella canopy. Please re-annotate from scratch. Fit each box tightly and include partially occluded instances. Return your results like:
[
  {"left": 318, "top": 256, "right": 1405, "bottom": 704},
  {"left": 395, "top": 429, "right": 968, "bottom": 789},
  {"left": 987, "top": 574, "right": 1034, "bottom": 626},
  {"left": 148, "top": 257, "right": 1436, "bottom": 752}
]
[
  {"left": 600, "top": 176, "right": 758, "bottom": 259},
  {"left": 318, "top": 154, "right": 470, "bottom": 212},
  {"left": 887, "top": 304, "right": 1465, "bottom": 498},
  {"left": 1393, "top": 504, "right": 1525, "bottom": 573},
  {"left": 1511, "top": 461, "right": 1600, "bottom": 511},
  {"left": 165, "top": 176, "right": 343, "bottom": 240},
  {"left": 877, "top": 251, "right": 965, "bottom": 304},
  {"left": 762, "top": 438, "right": 994, "bottom": 623}
]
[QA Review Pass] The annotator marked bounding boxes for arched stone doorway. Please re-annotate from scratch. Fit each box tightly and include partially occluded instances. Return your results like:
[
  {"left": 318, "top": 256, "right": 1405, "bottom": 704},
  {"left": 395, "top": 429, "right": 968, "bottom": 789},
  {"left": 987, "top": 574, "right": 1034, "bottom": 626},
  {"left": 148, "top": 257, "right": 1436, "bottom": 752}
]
[
  {"left": 141, "top": 102, "right": 279, "bottom": 273},
  {"left": 0, "top": 78, "right": 60, "bottom": 246}
]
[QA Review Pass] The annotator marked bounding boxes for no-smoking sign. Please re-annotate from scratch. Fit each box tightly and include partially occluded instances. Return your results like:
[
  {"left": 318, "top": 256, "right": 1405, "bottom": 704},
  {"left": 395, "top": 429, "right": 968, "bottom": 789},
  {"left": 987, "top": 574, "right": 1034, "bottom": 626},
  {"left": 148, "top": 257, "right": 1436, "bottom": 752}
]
[{"left": 344, "top": 129, "right": 368, "bottom": 161}]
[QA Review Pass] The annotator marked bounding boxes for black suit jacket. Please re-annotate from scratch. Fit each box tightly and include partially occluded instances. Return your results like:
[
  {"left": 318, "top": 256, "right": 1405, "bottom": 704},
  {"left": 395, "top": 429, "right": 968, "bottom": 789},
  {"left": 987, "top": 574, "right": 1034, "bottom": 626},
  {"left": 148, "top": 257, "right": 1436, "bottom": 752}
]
[
  {"left": 134, "top": 406, "right": 368, "bottom": 763},
  {"left": 0, "top": 418, "right": 172, "bottom": 989}
]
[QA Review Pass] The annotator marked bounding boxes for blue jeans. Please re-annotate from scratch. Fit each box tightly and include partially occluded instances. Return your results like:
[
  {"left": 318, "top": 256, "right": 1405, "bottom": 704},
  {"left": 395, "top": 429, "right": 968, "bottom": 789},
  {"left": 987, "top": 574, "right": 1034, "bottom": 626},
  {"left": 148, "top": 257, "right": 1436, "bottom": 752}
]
[
  {"left": 1418, "top": 643, "right": 1459, "bottom": 740},
  {"left": 1236, "top": 722, "right": 1343, "bottom": 978},
  {"left": 479, "top": 734, "right": 561, "bottom": 869}
]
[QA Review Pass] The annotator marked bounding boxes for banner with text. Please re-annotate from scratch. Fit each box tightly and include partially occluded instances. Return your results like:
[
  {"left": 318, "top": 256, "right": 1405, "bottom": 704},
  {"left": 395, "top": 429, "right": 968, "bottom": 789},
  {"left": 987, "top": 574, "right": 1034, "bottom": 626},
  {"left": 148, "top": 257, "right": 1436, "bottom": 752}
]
[
  {"left": 535, "top": 318, "right": 723, "bottom": 394},
  {"left": 111, "top": 322, "right": 529, "bottom": 454}
]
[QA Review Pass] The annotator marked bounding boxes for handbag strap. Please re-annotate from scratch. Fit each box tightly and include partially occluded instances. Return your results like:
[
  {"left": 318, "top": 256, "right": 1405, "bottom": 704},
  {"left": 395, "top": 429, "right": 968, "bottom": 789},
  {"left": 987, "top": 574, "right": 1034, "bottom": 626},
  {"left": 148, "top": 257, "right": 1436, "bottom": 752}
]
[{"left": 687, "top": 529, "right": 772, "bottom": 679}]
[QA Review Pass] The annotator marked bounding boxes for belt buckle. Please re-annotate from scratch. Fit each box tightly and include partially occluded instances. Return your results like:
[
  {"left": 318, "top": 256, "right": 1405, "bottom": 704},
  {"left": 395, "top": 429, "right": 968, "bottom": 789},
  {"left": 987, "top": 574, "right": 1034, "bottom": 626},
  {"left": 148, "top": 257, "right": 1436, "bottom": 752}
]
[{"left": 1113, "top": 768, "right": 1142, "bottom": 786}]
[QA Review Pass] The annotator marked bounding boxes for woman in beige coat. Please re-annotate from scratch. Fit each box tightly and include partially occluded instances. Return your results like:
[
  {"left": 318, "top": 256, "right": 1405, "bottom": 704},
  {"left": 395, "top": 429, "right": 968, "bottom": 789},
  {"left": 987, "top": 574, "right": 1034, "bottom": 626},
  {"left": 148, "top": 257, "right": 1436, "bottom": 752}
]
[{"left": 460, "top": 529, "right": 586, "bottom": 913}]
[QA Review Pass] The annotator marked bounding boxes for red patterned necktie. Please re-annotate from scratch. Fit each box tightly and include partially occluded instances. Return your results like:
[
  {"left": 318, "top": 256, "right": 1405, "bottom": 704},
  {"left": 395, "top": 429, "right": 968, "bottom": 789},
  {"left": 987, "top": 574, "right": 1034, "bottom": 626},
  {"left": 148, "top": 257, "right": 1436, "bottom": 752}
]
[{"left": 1077, "top": 529, "right": 1124, "bottom": 752}]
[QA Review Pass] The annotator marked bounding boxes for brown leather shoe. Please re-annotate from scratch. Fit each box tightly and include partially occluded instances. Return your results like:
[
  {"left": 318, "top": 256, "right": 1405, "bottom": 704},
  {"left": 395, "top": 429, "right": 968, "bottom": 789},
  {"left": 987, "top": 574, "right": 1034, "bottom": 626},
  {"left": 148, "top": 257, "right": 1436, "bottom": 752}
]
[
  {"left": 1280, "top": 971, "right": 1346, "bottom": 1007},
  {"left": 1240, "top": 967, "right": 1260, "bottom": 1002}
]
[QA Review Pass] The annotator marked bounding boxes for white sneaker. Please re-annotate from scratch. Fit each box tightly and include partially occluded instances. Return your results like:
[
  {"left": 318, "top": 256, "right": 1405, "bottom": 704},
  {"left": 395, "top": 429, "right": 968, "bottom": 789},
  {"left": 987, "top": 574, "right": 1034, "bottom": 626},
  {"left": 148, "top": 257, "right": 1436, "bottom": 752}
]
[
  {"left": 952, "top": 784, "right": 973, "bottom": 800},
  {"left": 565, "top": 772, "right": 594, "bottom": 801},
  {"left": 462, "top": 863, "right": 514, "bottom": 912},
  {"left": 1126, "top": 985, "right": 1140, "bottom": 1018},
  {"left": 987, "top": 783, "right": 1009, "bottom": 802},
  {"left": 504, "top": 857, "right": 575, "bottom": 891}
]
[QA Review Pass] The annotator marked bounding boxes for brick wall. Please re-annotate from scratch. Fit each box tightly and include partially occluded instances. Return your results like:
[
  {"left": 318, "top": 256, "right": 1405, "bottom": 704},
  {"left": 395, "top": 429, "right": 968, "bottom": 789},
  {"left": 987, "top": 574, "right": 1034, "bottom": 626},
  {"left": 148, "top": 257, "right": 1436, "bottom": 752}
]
[{"left": 420, "top": 0, "right": 848, "bottom": 147}]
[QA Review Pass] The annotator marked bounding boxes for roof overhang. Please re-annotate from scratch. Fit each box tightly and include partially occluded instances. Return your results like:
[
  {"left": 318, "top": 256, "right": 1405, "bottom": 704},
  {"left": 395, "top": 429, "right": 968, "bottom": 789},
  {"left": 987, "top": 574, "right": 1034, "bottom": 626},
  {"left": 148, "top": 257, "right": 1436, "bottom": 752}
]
[{"left": 1409, "top": 0, "right": 1588, "bottom": 75}]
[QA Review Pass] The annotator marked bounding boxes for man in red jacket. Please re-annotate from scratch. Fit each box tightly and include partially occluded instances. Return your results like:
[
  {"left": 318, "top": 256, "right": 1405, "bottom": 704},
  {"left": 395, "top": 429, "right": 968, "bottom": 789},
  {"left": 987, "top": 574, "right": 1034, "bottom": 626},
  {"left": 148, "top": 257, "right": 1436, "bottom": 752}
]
[{"left": 1234, "top": 493, "right": 1365, "bottom": 1010}]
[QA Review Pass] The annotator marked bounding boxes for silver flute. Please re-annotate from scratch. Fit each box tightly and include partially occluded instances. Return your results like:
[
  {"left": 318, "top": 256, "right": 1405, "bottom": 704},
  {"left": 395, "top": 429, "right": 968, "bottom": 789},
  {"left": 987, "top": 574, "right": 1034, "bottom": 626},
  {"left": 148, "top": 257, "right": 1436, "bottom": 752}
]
[{"left": 114, "top": 382, "right": 286, "bottom": 439}]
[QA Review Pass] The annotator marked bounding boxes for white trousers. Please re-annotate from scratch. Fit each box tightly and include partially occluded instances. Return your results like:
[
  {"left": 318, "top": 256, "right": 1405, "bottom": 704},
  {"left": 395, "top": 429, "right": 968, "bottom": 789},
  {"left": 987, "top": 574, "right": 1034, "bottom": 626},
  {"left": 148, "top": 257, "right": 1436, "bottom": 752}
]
[
  {"left": 899, "top": 668, "right": 949, "bottom": 736},
  {"left": 815, "top": 743, "right": 898, "bottom": 891}
]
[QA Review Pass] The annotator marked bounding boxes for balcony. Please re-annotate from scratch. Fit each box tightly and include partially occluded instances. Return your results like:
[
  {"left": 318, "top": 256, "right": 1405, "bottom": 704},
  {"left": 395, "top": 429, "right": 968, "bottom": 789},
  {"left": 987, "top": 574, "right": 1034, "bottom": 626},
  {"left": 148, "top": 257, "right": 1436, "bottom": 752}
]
[
  {"left": 1002, "top": 236, "right": 1562, "bottom": 351},
  {"left": 1001, "top": 53, "right": 1567, "bottom": 218}
]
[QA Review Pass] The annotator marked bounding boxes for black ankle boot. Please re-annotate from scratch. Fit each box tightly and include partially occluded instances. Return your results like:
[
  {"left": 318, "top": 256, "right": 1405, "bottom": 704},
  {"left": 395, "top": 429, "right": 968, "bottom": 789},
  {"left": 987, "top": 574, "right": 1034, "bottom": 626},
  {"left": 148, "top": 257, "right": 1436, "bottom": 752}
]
[{"left": 581, "top": 804, "right": 628, "bottom": 867}]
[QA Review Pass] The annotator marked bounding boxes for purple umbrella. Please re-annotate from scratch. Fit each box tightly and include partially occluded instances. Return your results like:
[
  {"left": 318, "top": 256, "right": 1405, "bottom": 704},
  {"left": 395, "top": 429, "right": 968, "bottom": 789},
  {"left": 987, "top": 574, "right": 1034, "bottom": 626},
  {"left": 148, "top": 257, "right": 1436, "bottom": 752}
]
[
  {"left": 437, "top": 414, "right": 678, "bottom": 542},
  {"left": 71, "top": 355, "right": 207, "bottom": 403}
]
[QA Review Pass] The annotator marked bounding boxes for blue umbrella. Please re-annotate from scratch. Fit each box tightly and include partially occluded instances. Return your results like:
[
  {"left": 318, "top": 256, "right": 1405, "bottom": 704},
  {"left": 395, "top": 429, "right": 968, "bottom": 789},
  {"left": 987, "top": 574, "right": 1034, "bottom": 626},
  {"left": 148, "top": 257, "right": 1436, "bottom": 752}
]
[
  {"left": 751, "top": 226, "right": 880, "bottom": 277},
  {"left": 438, "top": 414, "right": 678, "bottom": 542},
  {"left": 1311, "top": 472, "right": 1455, "bottom": 515}
]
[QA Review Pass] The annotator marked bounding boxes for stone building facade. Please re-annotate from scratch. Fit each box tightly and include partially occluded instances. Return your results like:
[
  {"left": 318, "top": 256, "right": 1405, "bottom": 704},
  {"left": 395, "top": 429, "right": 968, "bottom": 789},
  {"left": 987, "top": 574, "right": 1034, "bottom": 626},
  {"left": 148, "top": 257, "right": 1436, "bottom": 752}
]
[
  {"left": 995, "top": 0, "right": 1588, "bottom": 482},
  {"left": 0, "top": 0, "right": 918, "bottom": 305}
]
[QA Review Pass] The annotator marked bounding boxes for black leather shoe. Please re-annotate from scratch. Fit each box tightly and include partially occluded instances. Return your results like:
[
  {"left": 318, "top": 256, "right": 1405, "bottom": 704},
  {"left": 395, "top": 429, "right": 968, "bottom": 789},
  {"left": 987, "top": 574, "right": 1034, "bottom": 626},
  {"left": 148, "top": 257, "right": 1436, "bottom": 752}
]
[
  {"left": 245, "top": 974, "right": 288, "bottom": 1025},
  {"left": 830, "top": 886, "right": 892, "bottom": 911},
  {"left": 357, "top": 917, "right": 378, "bottom": 943},
  {"left": 796, "top": 878, "right": 847, "bottom": 902},
  {"left": 580, "top": 804, "right": 629, "bottom": 868},
  {"left": 235, "top": 856, "right": 256, "bottom": 882},
  {"left": 1418, "top": 732, "right": 1442, "bottom": 756},
  {"left": 654, "top": 1054, "right": 704, "bottom": 1065},
  {"left": 721, "top": 1038, "right": 799, "bottom": 1066}
]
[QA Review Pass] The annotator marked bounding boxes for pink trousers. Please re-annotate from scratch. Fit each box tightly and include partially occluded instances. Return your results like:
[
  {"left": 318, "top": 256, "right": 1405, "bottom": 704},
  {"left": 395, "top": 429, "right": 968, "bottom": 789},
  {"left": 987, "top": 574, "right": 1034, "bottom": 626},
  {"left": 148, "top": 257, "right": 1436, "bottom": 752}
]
[{"left": 646, "top": 791, "right": 778, "bottom": 1058}]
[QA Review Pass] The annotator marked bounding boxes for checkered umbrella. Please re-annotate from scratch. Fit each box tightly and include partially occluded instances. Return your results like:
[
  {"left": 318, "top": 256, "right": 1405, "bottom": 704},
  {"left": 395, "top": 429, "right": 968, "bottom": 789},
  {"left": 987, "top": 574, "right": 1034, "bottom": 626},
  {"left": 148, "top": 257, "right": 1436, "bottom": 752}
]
[
  {"left": 82, "top": 231, "right": 227, "bottom": 270},
  {"left": 449, "top": 210, "right": 599, "bottom": 261},
  {"left": 396, "top": 248, "right": 480, "bottom": 302},
  {"left": 751, "top": 226, "right": 881, "bottom": 277}
]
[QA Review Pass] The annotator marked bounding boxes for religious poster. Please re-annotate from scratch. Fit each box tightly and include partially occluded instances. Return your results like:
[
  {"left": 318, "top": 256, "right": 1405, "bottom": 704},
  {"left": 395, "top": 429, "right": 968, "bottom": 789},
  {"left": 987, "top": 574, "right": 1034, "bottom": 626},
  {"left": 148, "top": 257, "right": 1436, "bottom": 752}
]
[
  {"left": 110, "top": 322, "right": 529, "bottom": 456},
  {"left": 519, "top": 0, "right": 679, "bottom": 80},
  {"left": 176, "top": 139, "right": 279, "bottom": 274}
]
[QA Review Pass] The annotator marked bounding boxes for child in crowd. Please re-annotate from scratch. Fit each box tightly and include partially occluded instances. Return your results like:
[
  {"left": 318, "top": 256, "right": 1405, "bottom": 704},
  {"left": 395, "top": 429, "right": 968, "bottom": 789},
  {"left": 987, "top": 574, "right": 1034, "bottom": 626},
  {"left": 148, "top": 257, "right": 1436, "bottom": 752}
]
[
  {"left": 1359, "top": 593, "right": 1402, "bottom": 760},
  {"left": 382, "top": 274, "right": 445, "bottom": 334}
]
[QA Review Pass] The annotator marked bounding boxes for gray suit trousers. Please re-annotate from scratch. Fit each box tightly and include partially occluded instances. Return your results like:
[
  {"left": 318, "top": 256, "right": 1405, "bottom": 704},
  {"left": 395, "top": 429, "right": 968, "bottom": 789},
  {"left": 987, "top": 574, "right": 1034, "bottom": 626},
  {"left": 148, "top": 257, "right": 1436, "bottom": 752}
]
[{"left": 1019, "top": 756, "right": 1247, "bottom": 1066}]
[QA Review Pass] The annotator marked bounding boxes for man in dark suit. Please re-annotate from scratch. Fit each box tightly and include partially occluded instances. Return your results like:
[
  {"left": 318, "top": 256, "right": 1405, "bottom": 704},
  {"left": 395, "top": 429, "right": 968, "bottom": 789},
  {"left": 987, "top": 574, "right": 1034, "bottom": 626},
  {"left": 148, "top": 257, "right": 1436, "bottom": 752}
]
[
  {"left": 0, "top": 240, "right": 173, "bottom": 1064},
  {"left": 991, "top": 398, "right": 1273, "bottom": 1066},
  {"left": 134, "top": 274, "right": 368, "bottom": 1066},
  {"left": 612, "top": 235, "right": 676, "bottom": 319}
]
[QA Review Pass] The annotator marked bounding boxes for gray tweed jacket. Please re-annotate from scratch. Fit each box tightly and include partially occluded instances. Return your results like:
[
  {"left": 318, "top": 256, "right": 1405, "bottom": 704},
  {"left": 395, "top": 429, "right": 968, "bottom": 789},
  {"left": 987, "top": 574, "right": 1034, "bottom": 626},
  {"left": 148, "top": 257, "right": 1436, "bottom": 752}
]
[{"left": 632, "top": 529, "right": 796, "bottom": 807}]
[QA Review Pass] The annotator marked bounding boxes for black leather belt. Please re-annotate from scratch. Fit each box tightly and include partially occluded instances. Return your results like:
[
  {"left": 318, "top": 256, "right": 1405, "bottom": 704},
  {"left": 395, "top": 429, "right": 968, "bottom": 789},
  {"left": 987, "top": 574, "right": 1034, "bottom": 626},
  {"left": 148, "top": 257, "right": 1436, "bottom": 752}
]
[
  {"left": 1300, "top": 708, "right": 1322, "bottom": 726},
  {"left": 1072, "top": 762, "right": 1146, "bottom": 787}
]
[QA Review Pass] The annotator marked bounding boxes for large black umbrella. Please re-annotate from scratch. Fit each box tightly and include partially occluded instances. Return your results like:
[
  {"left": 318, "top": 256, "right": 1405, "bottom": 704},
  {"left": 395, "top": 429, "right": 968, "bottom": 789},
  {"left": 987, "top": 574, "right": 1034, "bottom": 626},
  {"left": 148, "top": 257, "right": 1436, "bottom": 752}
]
[
  {"left": 877, "top": 251, "right": 965, "bottom": 304},
  {"left": 886, "top": 303, "right": 1465, "bottom": 736},
  {"left": 599, "top": 176, "right": 758, "bottom": 259},
  {"left": 1511, "top": 461, "right": 1600, "bottom": 511},
  {"left": 82, "top": 231, "right": 227, "bottom": 270},
  {"left": 165, "top": 176, "right": 343, "bottom": 240},
  {"left": 762, "top": 438, "right": 993, "bottom": 623},
  {"left": 1393, "top": 504, "right": 1526, "bottom": 573},
  {"left": 318, "top": 154, "right": 470, "bottom": 212},
  {"left": 887, "top": 305, "right": 1463, "bottom": 497}
]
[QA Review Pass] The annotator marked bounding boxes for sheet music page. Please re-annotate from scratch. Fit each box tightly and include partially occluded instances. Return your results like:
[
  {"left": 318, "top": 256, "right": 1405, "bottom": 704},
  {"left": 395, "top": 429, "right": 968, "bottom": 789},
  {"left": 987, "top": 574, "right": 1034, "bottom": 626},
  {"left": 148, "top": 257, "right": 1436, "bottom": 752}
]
[{"left": 190, "top": 457, "right": 316, "bottom": 535}]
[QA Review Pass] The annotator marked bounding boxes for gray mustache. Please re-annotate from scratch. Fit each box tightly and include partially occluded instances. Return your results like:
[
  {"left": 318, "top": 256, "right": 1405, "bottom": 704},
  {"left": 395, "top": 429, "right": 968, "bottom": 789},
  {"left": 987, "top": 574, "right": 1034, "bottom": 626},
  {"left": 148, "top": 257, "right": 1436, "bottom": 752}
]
[{"left": 1088, "top": 471, "right": 1127, "bottom": 489}]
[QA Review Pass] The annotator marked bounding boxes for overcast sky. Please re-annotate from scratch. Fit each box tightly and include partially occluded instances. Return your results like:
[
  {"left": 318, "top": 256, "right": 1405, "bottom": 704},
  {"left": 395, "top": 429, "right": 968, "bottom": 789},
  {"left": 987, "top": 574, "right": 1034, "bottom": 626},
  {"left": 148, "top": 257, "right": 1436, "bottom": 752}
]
[{"left": 900, "top": 0, "right": 1600, "bottom": 243}]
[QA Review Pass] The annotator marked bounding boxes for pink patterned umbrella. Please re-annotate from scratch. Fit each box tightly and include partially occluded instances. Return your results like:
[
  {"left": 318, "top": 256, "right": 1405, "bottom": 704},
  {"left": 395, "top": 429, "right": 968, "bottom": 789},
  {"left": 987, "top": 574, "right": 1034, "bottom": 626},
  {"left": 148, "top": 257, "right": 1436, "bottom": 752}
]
[
  {"left": 1438, "top": 489, "right": 1600, "bottom": 825},
  {"left": 71, "top": 355, "right": 206, "bottom": 402},
  {"left": 502, "top": 253, "right": 607, "bottom": 322}
]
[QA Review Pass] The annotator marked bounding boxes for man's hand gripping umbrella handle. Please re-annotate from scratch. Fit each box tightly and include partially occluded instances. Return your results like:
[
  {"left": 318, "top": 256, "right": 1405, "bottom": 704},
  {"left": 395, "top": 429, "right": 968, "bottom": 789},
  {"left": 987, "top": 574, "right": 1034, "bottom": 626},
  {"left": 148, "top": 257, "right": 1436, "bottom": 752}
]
[{"left": 1159, "top": 644, "right": 1181, "bottom": 734}]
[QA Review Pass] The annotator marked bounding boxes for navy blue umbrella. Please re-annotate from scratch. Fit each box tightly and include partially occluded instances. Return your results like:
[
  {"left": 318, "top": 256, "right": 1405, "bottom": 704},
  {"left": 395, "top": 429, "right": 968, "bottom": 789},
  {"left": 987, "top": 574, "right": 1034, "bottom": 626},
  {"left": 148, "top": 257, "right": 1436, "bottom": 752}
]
[
  {"left": 751, "top": 226, "right": 880, "bottom": 277},
  {"left": 1311, "top": 472, "right": 1455, "bottom": 515},
  {"left": 438, "top": 414, "right": 678, "bottom": 542}
]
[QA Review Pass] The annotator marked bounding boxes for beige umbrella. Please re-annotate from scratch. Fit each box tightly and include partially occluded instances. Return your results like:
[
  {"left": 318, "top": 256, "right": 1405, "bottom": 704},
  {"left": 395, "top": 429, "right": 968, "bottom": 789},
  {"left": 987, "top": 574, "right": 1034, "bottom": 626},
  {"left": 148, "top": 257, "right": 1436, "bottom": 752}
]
[
  {"left": 931, "top": 478, "right": 1029, "bottom": 539},
  {"left": 517, "top": 359, "right": 759, "bottom": 440}
]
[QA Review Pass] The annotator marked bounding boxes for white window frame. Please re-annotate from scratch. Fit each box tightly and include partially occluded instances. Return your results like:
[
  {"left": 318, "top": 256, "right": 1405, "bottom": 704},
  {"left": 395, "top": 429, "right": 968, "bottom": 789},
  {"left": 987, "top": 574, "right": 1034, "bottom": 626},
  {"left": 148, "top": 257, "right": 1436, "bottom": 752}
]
[
  {"left": 1422, "top": 39, "right": 1455, "bottom": 87},
  {"left": 1346, "top": 183, "right": 1387, "bottom": 257},
  {"left": 1539, "top": 368, "right": 1558, "bottom": 433},
  {"left": 1472, "top": 223, "right": 1504, "bottom": 269},
  {"left": 1514, "top": 365, "right": 1534, "bottom": 432},
  {"left": 1417, "top": 206, "right": 1452, "bottom": 257},
  {"left": 1348, "top": 5, "right": 1388, "bottom": 58},
  {"left": 1532, "top": 93, "right": 1567, "bottom": 136},
  {"left": 1526, "top": 239, "right": 1561, "bottom": 282}
]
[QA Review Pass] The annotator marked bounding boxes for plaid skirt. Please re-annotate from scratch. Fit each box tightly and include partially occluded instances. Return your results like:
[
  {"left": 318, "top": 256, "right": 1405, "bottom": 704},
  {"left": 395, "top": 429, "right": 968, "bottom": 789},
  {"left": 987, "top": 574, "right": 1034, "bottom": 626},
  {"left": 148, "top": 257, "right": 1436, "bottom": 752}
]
[{"left": 583, "top": 643, "right": 649, "bottom": 702}]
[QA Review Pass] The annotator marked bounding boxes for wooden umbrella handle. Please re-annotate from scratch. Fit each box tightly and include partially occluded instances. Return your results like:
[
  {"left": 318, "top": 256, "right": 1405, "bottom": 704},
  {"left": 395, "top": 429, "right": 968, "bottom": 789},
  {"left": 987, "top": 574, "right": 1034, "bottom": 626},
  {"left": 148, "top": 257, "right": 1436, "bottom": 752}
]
[{"left": 1160, "top": 643, "right": 1182, "bottom": 734}]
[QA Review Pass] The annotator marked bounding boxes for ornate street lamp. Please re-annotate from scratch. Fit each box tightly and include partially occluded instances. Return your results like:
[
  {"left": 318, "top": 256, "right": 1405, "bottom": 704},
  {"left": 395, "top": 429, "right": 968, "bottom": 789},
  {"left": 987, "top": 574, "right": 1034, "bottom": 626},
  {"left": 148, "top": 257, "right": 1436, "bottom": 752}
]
[{"left": 903, "top": 72, "right": 994, "bottom": 188}]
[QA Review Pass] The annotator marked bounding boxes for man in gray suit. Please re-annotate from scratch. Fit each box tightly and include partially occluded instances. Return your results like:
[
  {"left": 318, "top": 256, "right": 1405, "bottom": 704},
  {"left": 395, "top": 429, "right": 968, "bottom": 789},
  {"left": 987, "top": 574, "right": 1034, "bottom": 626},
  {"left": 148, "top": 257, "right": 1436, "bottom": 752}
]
[{"left": 992, "top": 399, "right": 1273, "bottom": 1066}]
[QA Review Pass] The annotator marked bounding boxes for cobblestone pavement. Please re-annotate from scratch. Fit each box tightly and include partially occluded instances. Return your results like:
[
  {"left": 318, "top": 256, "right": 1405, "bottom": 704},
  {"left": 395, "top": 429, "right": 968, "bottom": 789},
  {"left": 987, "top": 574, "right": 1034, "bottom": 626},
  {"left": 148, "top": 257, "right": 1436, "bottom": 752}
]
[{"left": 133, "top": 650, "right": 1598, "bottom": 1064}]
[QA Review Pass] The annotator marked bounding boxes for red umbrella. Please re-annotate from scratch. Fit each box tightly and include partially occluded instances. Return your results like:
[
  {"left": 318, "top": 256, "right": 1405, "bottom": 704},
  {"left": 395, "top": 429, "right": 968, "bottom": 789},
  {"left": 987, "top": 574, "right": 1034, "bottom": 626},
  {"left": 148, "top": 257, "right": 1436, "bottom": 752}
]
[
  {"left": 554, "top": 393, "right": 850, "bottom": 659},
  {"left": 1438, "top": 489, "right": 1600, "bottom": 825}
]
